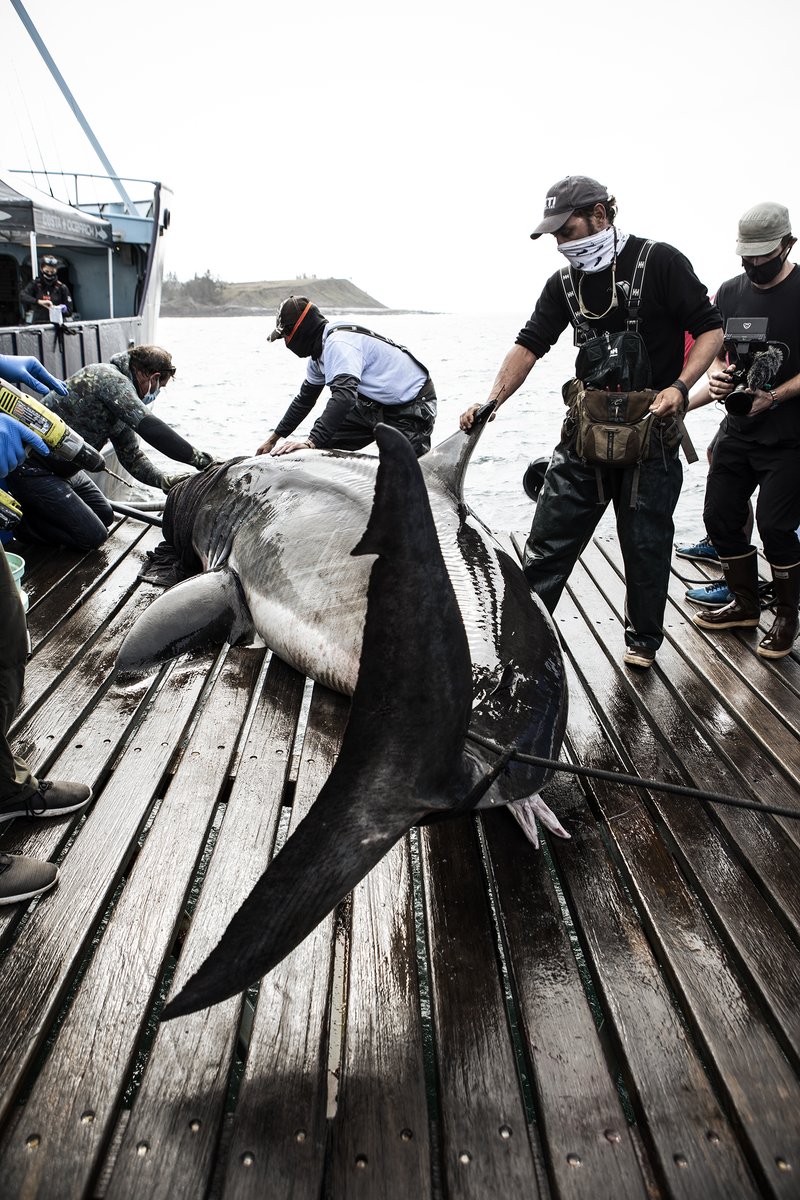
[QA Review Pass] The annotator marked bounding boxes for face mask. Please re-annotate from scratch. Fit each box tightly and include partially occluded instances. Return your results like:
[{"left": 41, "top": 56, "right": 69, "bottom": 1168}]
[
  {"left": 743, "top": 250, "right": 786, "bottom": 286},
  {"left": 144, "top": 384, "right": 160, "bottom": 405},
  {"left": 557, "top": 226, "right": 629, "bottom": 273}
]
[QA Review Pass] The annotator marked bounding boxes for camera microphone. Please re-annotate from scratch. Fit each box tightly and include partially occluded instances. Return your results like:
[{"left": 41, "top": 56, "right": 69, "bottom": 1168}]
[{"left": 747, "top": 344, "right": 784, "bottom": 392}]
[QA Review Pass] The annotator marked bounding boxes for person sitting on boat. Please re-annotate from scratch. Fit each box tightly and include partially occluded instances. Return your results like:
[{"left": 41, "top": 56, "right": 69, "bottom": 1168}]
[
  {"left": 256, "top": 297, "right": 437, "bottom": 458},
  {"left": 0, "top": 355, "right": 92, "bottom": 905},
  {"left": 691, "top": 201, "right": 800, "bottom": 659},
  {"left": 6, "top": 345, "right": 215, "bottom": 552},
  {"left": 459, "top": 174, "right": 723, "bottom": 671},
  {"left": 20, "top": 256, "right": 74, "bottom": 325}
]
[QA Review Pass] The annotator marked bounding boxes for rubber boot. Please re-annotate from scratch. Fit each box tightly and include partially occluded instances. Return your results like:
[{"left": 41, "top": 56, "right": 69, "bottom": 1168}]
[
  {"left": 692, "top": 548, "right": 760, "bottom": 631},
  {"left": 757, "top": 561, "right": 800, "bottom": 659}
]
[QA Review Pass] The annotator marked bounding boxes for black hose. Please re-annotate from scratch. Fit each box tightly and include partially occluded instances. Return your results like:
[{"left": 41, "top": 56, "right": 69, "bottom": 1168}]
[
  {"left": 109, "top": 502, "right": 163, "bottom": 528},
  {"left": 465, "top": 730, "right": 800, "bottom": 822}
]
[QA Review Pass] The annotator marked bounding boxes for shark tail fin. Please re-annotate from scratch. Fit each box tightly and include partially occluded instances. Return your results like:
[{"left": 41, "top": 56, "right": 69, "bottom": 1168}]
[{"left": 162, "top": 782, "right": 426, "bottom": 1021}]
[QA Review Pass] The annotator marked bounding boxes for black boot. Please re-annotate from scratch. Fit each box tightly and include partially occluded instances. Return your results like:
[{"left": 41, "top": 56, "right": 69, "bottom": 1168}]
[
  {"left": 758, "top": 561, "right": 800, "bottom": 659},
  {"left": 692, "top": 548, "right": 760, "bottom": 631}
]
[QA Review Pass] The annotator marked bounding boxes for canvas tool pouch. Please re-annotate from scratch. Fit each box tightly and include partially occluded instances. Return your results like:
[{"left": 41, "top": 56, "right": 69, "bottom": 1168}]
[
  {"left": 565, "top": 383, "right": 657, "bottom": 467},
  {"left": 561, "top": 379, "right": 689, "bottom": 506}
]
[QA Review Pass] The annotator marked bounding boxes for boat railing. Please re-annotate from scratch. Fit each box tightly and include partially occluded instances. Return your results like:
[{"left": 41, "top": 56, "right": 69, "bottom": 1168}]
[{"left": 6, "top": 168, "right": 163, "bottom": 215}]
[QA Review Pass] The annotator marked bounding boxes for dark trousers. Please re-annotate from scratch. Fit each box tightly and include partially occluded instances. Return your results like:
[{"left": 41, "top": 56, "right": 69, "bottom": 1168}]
[
  {"left": 704, "top": 432, "right": 800, "bottom": 565},
  {"left": 0, "top": 549, "right": 36, "bottom": 802},
  {"left": 8, "top": 462, "right": 114, "bottom": 551},
  {"left": 329, "top": 386, "right": 437, "bottom": 458},
  {"left": 523, "top": 440, "right": 683, "bottom": 653}
]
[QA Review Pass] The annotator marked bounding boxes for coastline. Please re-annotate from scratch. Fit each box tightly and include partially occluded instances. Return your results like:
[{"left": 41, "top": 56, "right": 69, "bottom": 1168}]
[{"left": 160, "top": 304, "right": 437, "bottom": 319}]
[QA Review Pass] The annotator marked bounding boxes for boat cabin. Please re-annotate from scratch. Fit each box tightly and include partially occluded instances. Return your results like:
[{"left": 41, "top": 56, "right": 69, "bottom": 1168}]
[{"left": 0, "top": 171, "right": 170, "bottom": 377}]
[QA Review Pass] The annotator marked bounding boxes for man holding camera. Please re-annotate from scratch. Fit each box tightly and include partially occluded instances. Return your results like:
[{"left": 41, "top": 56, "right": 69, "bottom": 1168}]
[{"left": 693, "top": 202, "right": 800, "bottom": 658}]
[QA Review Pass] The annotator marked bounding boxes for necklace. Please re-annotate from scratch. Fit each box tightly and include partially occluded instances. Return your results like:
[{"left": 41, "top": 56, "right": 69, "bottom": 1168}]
[{"left": 576, "top": 227, "right": 619, "bottom": 320}]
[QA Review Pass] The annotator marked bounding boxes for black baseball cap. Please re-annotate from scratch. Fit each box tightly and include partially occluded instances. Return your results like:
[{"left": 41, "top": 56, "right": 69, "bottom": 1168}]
[
  {"left": 268, "top": 296, "right": 314, "bottom": 343},
  {"left": 530, "top": 175, "right": 610, "bottom": 239}
]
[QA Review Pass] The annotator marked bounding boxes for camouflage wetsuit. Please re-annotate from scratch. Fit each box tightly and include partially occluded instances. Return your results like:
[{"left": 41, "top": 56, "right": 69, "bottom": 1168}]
[
  {"left": 7, "top": 353, "right": 211, "bottom": 551},
  {"left": 45, "top": 353, "right": 177, "bottom": 489}
]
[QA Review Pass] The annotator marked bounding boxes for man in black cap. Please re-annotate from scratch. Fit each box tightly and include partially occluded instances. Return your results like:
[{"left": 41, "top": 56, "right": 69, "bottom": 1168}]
[
  {"left": 256, "top": 297, "right": 437, "bottom": 457},
  {"left": 20, "top": 256, "right": 74, "bottom": 325},
  {"left": 461, "top": 175, "right": 722, "bottom": 669},
  {"left": 691, "top": 201, "right": 800, "bottom": 659}
]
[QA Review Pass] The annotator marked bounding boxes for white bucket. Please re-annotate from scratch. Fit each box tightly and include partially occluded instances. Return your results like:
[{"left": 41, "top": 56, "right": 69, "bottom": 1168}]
[{"left": 4, "top": 550, "right": 29, "bottom": 613}]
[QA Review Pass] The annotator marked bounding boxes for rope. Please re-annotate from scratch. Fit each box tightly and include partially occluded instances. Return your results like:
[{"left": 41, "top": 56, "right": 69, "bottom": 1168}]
[{"left": 465, "top": 731, "right": 800, "bottom": 822}]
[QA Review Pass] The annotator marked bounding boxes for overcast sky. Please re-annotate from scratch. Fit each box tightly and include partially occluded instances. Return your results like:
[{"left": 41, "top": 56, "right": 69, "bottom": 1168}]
[{"left": 3, "top": 0, "right": 797, "bottom": 312}]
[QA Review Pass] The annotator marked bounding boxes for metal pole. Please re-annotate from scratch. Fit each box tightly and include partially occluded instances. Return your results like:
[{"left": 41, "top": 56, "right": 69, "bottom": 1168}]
[
  {"left": 11, "top": 0, "right": 137, "bottom": 216},
  {"left": 107, "top": 248, "right": 115, "bottom": 318},
  {"left": 28, "top": 231, "right": 38, "bottom": 291}
]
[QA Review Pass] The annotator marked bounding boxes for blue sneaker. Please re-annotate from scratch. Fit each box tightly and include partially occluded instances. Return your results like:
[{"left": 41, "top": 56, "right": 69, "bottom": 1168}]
[
  {"left": 685, "top": 579, "right": 775, "bottom": 609},
  {"left": 676, "top": 536, "right": 719, "bottom": 563},
  {"left": 685, "top": 581, "right": 731, "bottom": 607}
]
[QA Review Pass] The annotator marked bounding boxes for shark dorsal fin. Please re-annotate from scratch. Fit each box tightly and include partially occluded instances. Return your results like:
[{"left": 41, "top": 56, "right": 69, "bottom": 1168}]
[{"left": 419, "top": 401, "right": 496, "bottom": 501}]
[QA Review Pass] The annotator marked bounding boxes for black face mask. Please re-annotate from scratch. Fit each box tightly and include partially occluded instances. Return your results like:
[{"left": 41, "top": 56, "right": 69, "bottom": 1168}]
[
  {"left": 743, "top": 250, "right": 786, "bottom": 286},
  {"left": 286, "top": 308, "right": 327, "bottom": 359}
]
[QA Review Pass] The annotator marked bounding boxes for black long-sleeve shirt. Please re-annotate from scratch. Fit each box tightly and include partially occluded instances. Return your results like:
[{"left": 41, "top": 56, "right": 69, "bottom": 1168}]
[{"left": 516, "top": 236, "right": 721, "bottom": 390}]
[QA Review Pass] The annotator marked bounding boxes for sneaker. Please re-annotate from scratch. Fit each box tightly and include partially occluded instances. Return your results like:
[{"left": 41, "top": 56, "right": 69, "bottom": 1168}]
[
  {"left": 624, "top": 647, "right": 655, "bottom": 669},
  {"left": 676, "top": 536, "right": 719, "bottom": 563},
  {"left": 685, "top": 580, "right": 775, "bottom": 609},
  {"left": 685, "top": 581, "right": 732, "bottom": 607},
  {"left": 0, "top": 853, "right": 58, "bottom": 905},
  {"left": 0, "top": 780, "right": 92, "bottom": 822}
]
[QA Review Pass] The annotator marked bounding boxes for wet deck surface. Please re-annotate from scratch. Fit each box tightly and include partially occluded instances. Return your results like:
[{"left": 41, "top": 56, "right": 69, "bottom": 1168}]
[{"left": 0, "top": 518, "right": 799, "bottom": 1200}]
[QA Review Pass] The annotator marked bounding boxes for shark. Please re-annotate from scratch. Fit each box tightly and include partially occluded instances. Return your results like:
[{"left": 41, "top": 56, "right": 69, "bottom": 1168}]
[
  {"left": 162, "top": 423, "right": 493, "bottom": 1017},
  {"left": 118, "top": 408, "right": 568, "bottom": 843}
]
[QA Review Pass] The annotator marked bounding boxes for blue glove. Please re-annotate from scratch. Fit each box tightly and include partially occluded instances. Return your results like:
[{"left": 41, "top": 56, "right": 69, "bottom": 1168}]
[
  {"left": 0, "top": 413, "right": 49, "bottom": 476},
  {"left": 0, "top": 353, "right": 68, "bottom": 397},
  {"left": 59, "top": 305, "right": 69, "bottom": 315}
]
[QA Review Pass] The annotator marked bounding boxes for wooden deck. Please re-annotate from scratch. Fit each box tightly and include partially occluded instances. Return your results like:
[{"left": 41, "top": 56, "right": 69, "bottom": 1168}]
[{"left": 1, "top": 516, "right": 799, "bottom": 1200}]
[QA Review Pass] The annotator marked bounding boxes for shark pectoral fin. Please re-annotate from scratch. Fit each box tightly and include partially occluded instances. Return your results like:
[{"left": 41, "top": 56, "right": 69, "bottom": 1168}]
[
  {"left": 116, "top": 569, "right": 254, "bottom": 675},
  {"left": 161, "top": 782, "right": 428, "bottom": 1021}
]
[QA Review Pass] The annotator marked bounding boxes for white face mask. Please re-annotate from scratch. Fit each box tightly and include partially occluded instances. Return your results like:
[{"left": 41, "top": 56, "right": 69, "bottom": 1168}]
[
  {"left": 144, "top": 384, "right": 160, "bottom": 405},
  {"left": 557, "top": 226, "right": 628, "bottom": 273}
]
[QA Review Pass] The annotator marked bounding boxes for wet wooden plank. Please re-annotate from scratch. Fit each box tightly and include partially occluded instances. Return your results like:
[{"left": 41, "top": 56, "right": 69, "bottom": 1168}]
[
  {"left": 552, "top": 583, "right": 800, "bottom": 1197},
  {"left": 216, "top": 681, "right": 344, "bottom": 1200},
  {"left": 4, "top": 581, "right": 172, "bottom": 839},
  {"left": 328, "top": 834, "right": 433, "bottom": 1199},
  {"left": 597, "top": 540, "right": 800, "bottom": 739},
  {"left": 482, "top": 808, "right": 651, "bottom": 1200},
  {"left": 564, "top": 556, "right": 800, "bottom": 1081},
  {"left": 23, "top": 520, "right": 153, "bottom": 653},
  {"left": 19, "top": 532, "right": 159, "bottom": 710},
  {"left": 0, "top": 645, "right": 264, "bottom": 1200},
  {"left": 534, "top": 767, "right": 761, "bottom": 1199},
  {"left": 581, "top": 542, "right": 800, "bottom": 901},
  {"left": 0, "top": 657, "right": 210, "bottom": 1128},
  {"left": 103, "top": 656, "right": 308, "bottom": 1200},
  {"left": 420, "top": 816, "right": 544, "bottom": 1200}
]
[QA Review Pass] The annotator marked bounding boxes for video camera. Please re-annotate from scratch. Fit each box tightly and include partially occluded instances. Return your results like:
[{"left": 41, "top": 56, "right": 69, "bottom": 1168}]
[{"left": 722, "top": 317, "right": 786, "bottom": 416}]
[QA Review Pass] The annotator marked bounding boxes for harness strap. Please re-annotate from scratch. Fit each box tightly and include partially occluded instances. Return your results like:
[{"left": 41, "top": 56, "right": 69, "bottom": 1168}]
[
  {"left": 329, "top": 323, "right": 430, "bottom": 377},
  {"left": 675, "top": 412, "right": 699, "bottom": 464},
  {"left": 560, "top": 239, "right": 656, "bottom": 345}
]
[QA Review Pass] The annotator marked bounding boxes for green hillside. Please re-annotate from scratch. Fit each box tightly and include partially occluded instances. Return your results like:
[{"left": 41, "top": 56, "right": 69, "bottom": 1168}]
[{"left": 161, "top": 275, "right": 387, "bottom": 316}]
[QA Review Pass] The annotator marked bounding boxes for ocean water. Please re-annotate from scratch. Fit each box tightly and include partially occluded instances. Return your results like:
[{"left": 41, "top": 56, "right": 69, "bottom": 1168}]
[{"left": 155, "top": 312, "right": 722, "bottom": 546}]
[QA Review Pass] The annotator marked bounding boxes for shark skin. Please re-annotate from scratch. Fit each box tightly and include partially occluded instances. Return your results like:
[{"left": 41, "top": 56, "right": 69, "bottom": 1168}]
[
  {"left": 117, "top": 408, "right": 568, "bottom": 821},
  {"left": 162, "top": 425, "right": 480, "bottom": 1019}
]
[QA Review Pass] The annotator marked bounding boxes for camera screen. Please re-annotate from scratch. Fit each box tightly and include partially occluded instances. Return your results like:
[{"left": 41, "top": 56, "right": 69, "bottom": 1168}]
[{"left": 724, "top": 317, "right": 768, "bottom": 342}]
